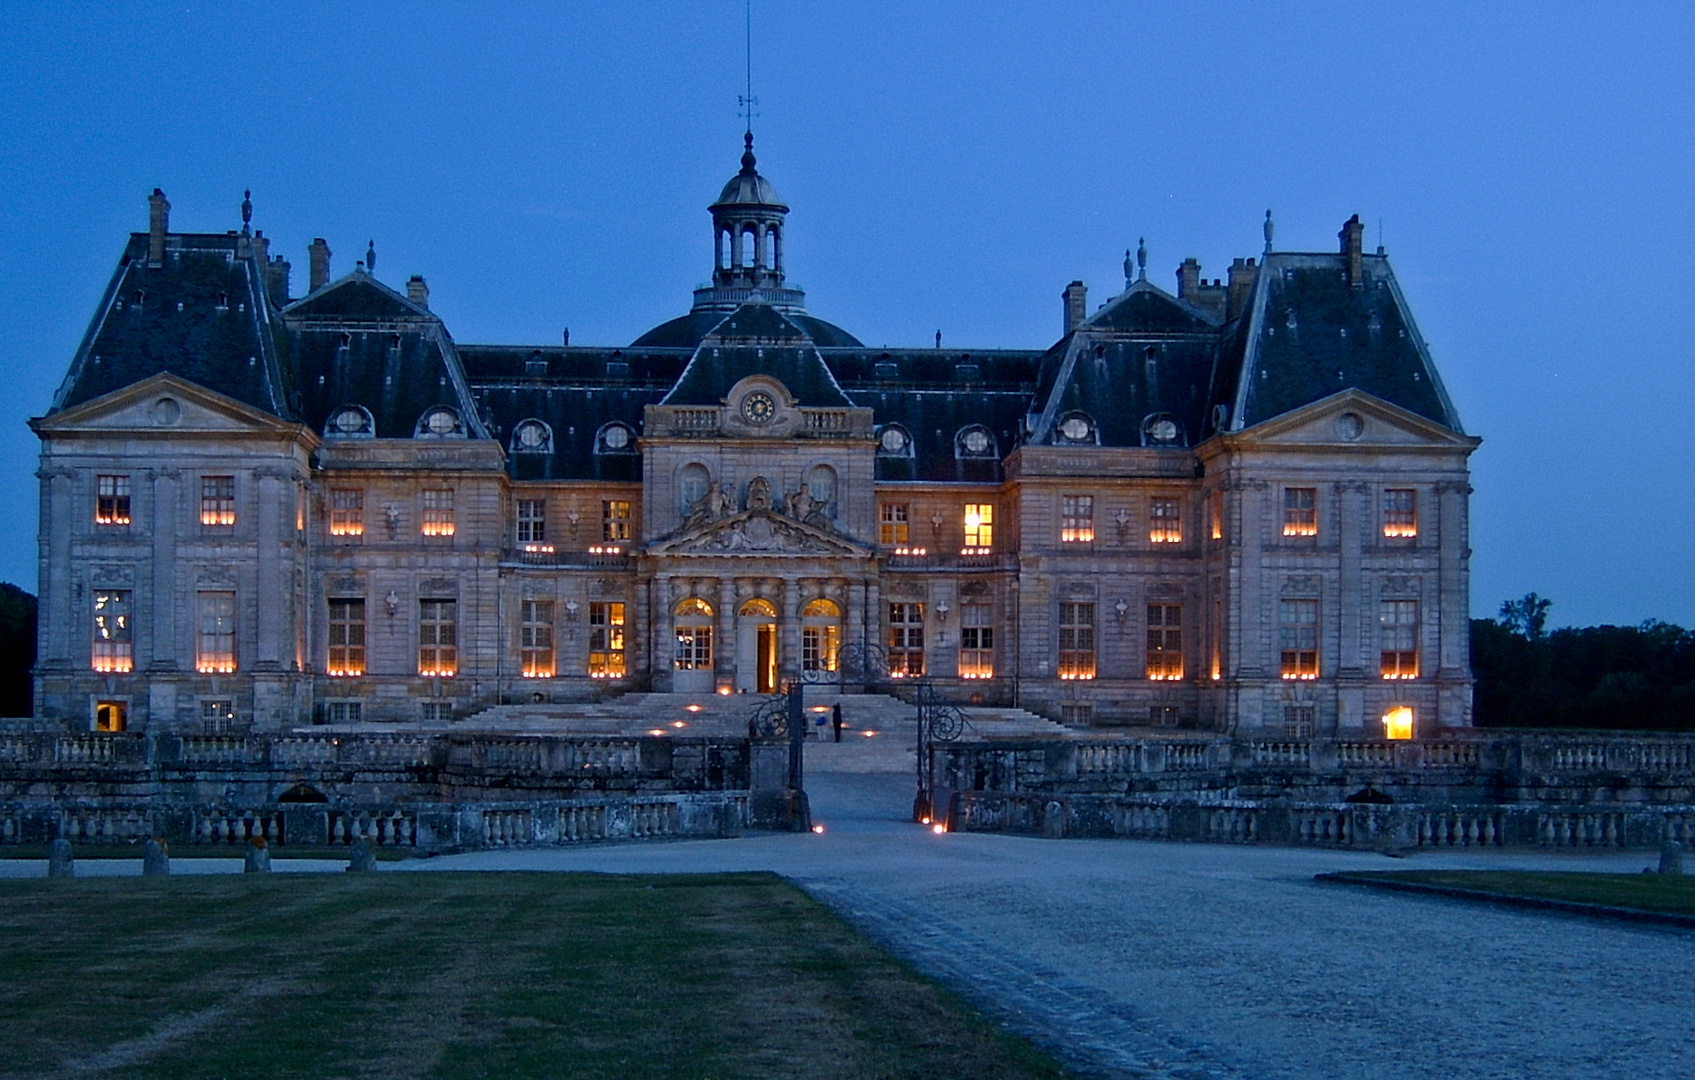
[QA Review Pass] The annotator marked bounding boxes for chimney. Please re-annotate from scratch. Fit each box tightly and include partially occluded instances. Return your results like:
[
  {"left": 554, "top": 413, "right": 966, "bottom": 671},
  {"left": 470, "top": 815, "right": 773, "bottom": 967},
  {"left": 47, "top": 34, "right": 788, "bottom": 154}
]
[
  {"left": 1227, "top": 257, "right": 1258, "bottom": 321},
  {"left": 1176, "top": 258, "right": 1201, "bottom": 300},
  {"left": 1062, "top": 280, "right": 1088, "bottom": 333},
  {"left": 307, "top": 238, "right": 332, "bottom": 293},
  {"left": 266, "top": 255, "right": 292, "bottom": 307},
  {"left": 1339, "top": 214, "right": 1364, "bottom": 286},
  {"left": 147, "top": 188, "right": 170, "bottom": 266},
  {"left": 406, "top": 274, "right": 430, "bottom": 310}
]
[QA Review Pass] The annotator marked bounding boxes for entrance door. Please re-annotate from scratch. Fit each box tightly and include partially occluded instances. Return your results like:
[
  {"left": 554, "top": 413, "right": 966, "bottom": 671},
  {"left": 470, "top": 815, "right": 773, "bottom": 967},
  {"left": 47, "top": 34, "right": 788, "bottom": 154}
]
[
  {"left": 672, "top": 597, "right": 715, "bottom": 694},
  {"left": 737, "top": 598, "right": 779, "bottom": 693},
  {"left": 801, "top": 598, "right": 843, "bottom": 678}
]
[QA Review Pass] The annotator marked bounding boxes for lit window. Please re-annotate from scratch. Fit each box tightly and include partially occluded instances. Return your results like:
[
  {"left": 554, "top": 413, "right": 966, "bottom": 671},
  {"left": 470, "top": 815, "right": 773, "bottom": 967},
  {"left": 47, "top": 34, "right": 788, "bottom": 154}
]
[
  {"left": 1061, "top": 495, "right": 1094, "bottom": 543},
  {"left": 1284, "top": 704, "right": 1315, "bottom": 738},
  {"left": 801, "top": 598, "right": 841, "bottom": 674},
  {"left": 95, "top": 701, "right": 127, "bottom": 732},
  {"left": 421, "top": 489, "right": 455, "bottom": 537},
  {"left": 1279, "top": 599, "right": 1319, "bottom": 679},
  {"left": 96, "top": 475, "right": 131, "bottom": 525},
  {"left": 1383, "top": 489, "right": 1417, "bottom": 538},
  {"left": 521, "top": 599, "right": 555, "bottom": 678},
  {"left": 1383, "top": 706, "right": 1414, "bottom": 741},
  {"left": 418, "top": 599, "right": 457, "bottom": 676},
  {"left": 196, "top": 591, "right": 237, "bottom": 673},
  {"left": 959, "top": 604, "right": 994, "bottom": 679},
  {"left": 1146, "top": 604, "right": 1183, "bottom": 680},
  {"left": 1058, "top": 602, "right": 1096, "bottom": 680},
  {"left": 1282, "top": 488, "right": 1317, "bottom": 537},
  {"left": 517, "top": 499, "right": 546, "bottom": 545},
  {"left": 329, "top": 489, "right": 364, "bottom": 537},
  {"left": 887, "top": 603, "right": 925, "bottom": 677},
  {"left": 1380, "top": 600, "right": 1419, "bottom": 679},
  {"left": 200, "top": 476, "right": 235, "bottom": 527},
  {"left": 1209, "top": 492, "right": 1223, "bottom": 541},
  {"left": 327, "top": 598, "right": 365, "bottom": 676},
  {"left": 91, "top": 590, "right": 133, "bottom": 673},
  {"left": 603, "top": 500, "right": 631, "bottom": 542},
  {"left": 673, "top": 599, "right": 713, "bottom": 671},
  {"left": 879, "top": 503, "right": 909, "bottom": 545},
  {"left": 590, "top": 602, "right": 626, "bottom": 678},
  {"left": 962, "top": 503, "right": 993, "bottom": 552},
  {"left": 1149, "top": 497, "right": 1182, "bottom": 544}
]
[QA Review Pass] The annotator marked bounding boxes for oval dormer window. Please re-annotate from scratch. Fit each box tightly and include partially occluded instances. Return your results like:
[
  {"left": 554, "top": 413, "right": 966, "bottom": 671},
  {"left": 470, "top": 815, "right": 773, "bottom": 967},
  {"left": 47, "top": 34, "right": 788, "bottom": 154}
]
[
  {"left": 956, "top": 425, "right": 996, "bottom": 458},
  {"left": 878, "top": 425, "right": 912, "bottom": 456},
  {"left": 416, "top": 407, "right": 463, "bottom": 438},
  {"left": 511, "top": 419, "right": 552, "bottom": 454},
  {"left": 1057, "top": 412, "right": 1096, "bottom": 444},
  {"left": 1142, "top": 413, "right": 1182, "bottom": 446},
  {"left": 326, "top": 405, "right": 374, "bottom": 438},
  {"left": 597, "top": 422, "right": 635, "bottom": 453}
]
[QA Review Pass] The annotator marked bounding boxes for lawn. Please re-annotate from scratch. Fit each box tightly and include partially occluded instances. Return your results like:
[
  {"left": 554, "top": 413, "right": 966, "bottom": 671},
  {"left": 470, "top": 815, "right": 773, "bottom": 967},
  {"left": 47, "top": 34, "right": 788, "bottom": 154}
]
[
  {"left": 0, "top": 872, "right": 1073, "bottom": 1080},
  {"left": 1326, "top": 870, "right": 1695, "bottom": 917}
]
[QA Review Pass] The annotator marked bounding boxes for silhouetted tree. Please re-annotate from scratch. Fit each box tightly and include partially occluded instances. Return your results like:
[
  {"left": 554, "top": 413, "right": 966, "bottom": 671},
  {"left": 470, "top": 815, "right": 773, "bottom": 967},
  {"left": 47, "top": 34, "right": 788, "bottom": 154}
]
[
  {"left": 0, "top": 583, "right": 37, "bottom": 717},
  {"left": 1498, "top": 592, "right": 1552, "bottom": 640}
]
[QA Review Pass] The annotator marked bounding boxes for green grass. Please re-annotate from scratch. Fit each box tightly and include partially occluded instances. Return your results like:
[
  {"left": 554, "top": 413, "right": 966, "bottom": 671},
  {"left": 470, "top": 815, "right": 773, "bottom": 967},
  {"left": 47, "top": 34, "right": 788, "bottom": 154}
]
[
  {"left": 1334, "top": 870, "right": 1695, "bottom": 916},
  {"left": 0, "top": 872, "right": 1073, "bottom": 1080}
]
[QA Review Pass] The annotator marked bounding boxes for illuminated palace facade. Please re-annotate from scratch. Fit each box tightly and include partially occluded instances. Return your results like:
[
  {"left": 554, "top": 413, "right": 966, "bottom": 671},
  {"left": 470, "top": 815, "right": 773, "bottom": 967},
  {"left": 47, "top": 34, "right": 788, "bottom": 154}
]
[{"left": 32, "top": 139, "right": 1479, "bottom": 737}]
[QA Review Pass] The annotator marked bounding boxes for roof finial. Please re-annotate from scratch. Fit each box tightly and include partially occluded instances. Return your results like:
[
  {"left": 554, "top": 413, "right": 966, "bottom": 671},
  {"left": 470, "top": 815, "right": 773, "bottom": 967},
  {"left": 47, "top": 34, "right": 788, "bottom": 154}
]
[
  {"left": 365, "top": 239, "right": 377, "bottom": 275},
  {"left": 741, "top": 130, "right": 757, "bottom": 174},
  {"left": 1123, "top": 248, "right": 1134, "bottom": 288},
  {"left": 1136, "top": 237, "right": 1148, "bottom": 281},
  {"left": 1263, "top": 209, "right": 1275, "bottom": 254},
  {"left": 240, "top": 189, "right": 252, "bottom": 234}
]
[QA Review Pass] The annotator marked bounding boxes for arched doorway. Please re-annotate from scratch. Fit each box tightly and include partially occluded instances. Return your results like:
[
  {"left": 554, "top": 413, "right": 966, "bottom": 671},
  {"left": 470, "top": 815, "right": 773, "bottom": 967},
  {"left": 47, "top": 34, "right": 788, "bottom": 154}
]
[
  {"left": 802, "top": 598, "right": 842, "bottom": 676},
  {"left": 737, "top": 598, "right": 779, "bottom": 694},
  {"left": 673, "top": 598, "right": 715, "bottom": 694}
]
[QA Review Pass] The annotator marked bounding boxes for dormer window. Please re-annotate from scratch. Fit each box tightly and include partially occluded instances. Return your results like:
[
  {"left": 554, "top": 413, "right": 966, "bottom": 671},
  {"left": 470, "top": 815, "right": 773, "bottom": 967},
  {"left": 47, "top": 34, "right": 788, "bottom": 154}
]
[
  {"left": 511, "top": 419, "right": 552, "bottom": 454},
  {"left": 1142, "top": 413, "right": 1182, "bottom": 446},
  {"left": 876, "top": 425, "right": 913, "bottom": 457},
  {"left": 416, "top": 407, "right": 464, "bottom": 439},
  {"left": 955, "top": 425, "right": 996, "bottom": 459},
  {"left": 597, "top": 423, "right": 636, "bottom": 453},
  {"left": 1056, "top": 412, "right": 1096, "bottom": 445},
  {"left": 325, "top": 405, "right": 374, "bottom": 439}
]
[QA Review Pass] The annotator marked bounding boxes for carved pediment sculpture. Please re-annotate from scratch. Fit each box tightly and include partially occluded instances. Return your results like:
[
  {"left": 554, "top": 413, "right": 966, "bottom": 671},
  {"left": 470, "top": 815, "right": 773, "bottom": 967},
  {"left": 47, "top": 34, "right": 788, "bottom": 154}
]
[
  {"left": 682, "top": 481, "right": 737, "bottom": 532},
  {"left": 746, "top": 475, "right": 774, "bottom": 512},
  {"left": 651, "top": 508, "right": 871, "bottom": 558},
  {"left": 782, "top": 482, "right": 835, "bottom": 532}
]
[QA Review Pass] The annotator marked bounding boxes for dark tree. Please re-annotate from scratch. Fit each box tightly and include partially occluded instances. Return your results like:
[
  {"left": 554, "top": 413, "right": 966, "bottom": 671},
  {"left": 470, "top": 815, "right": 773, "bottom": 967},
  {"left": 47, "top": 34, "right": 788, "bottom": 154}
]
[{"left": 0, "top": 583, "right": 37, "bottom": 717}]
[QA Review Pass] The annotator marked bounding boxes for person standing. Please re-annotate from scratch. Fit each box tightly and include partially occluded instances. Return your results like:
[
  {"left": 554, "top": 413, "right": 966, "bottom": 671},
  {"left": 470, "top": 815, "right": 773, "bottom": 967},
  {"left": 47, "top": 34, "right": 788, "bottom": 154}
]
[{"left": 831, "top": 702, "right": 844, "bottom": 743}]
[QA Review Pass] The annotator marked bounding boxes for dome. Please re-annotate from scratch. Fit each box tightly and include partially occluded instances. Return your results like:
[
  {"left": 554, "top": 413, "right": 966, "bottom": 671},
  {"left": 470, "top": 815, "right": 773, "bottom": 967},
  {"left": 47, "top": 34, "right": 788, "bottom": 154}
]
[{"left": 711, "top": 132, "right": 788, "bottom": 211}]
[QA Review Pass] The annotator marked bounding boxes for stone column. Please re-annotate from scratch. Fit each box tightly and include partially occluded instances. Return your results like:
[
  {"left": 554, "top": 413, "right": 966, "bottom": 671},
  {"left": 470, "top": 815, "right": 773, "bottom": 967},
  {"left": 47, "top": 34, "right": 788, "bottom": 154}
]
[
  {"left": 1335, "top": 481, "right": 1365, "bottom": 678},
  {"left": 254, "top": 471, "right": 283, "bottom": 670},
  {"left": 149, "top": 469, "right": 179, "bottom": 670},
  {"left": 717, "top": 576, "right": 737, "bottom": 691},
  {"left": 1435, "top": 479, "right": 1473, "bottom": 727},
  {"left": 779, "top": 577, "right": 800, "bottom": 681},
  {"left": 38, "top": 468, "right": 74, "bottom": 666}
]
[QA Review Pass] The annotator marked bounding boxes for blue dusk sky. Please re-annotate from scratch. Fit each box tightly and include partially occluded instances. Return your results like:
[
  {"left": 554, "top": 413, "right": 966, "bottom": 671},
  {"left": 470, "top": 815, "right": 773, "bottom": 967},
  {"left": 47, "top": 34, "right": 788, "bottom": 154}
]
[{"left": 1, "top": 2, "right": 1691, "bottom": 628}]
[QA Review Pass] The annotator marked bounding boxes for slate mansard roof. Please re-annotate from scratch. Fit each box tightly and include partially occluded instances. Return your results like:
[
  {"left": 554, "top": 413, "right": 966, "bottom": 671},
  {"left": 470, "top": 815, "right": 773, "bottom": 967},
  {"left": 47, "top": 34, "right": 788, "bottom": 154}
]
[{"left": 47, "top": 194, "right": 1465, "bottom": 484}]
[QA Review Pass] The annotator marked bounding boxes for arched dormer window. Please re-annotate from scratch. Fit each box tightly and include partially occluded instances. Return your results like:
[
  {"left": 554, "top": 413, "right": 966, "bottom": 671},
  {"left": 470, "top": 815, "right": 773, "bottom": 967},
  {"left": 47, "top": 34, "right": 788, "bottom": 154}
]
[
  {"left": 596, "top": 422, "right": 636, "bottom": 454},
  {"left": 805, "top": 464, "right": 837, "bottom": 507},
  {"left": 415, "top": 406, "right": 465, "bottom": 439},
  {"left": 324, "top": 404, "right": 374, "bottom": 439},
  {"left": 1054, "top": 411, "right": 1098, "bottom": 446},
  {"left": 955, "top": 424, "right": 997, "bottom": 459},
  {"left": 876, "top": 424, "right": 914, "bottom": 458},
  {"left": 511, "top": 419, "right": 552, "bottom": 454},
  {"left": 678, "top": 462, "right": 710, "bottom": 514},
  {"left": 1141, "top": 412, "right": 1184, "bottom": 447}
]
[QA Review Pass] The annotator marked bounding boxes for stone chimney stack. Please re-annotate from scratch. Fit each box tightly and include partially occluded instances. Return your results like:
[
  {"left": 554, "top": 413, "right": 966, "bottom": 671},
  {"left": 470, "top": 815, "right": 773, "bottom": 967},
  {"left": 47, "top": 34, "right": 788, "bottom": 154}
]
[
  {"left": 1062, "top": 280, "right": 1088, "bottom": 334},
  {"left": 147, "top": 188, "right": 170, "bottom": 266},
  {"left": 308, "top": 238, "right": 332, "bottom": 293},
  {"left": 1339, "top": 214, "right": 1364, "bottom": 286},
  {"left": 1227, "top": 257, "right": 1258, "bottom": 321},
  {"left": 407, "top": 274, "right": 430, "bottom": 310},
  {"left": 266, "top": 253, "right": 292, "bottom": 307},
  {"left": 1176, "top": 258, "right": 1201, "bottom": 300}
]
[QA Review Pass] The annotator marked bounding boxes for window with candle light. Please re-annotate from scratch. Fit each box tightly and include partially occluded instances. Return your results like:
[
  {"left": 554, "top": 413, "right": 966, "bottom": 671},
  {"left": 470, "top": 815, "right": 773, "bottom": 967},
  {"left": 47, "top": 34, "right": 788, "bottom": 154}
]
[
  {"left": 1146, "top": 603, "right": 1183, "bottom": 680},
  {"left": 589, "top": 601, "right": 626, "bottom": 677},
  {"left": 1058, "top": 602, "right": 1096, "bottom": 680},
  {"left": 196, "top": 591, "right": 237, "bottom": 673},
  {"left": 1279, "top": 599, "right": 1319, "bottom": 679},
  {"left": 1061, "top": 495, "right": 1093, "bottom": 543},
  {"left": 958, "top": 603, "right": 994, "bottom": 678},
  {"left": 1380, "top": 600, "right": 1419, "bottom": 679},
  {"left": 962, "top": 504, "right": 993, "bottom": 552},
  {"left": 886, "top": 603, "right": 925, "bottom": 677},
  {"left": 91, "top": 590, "right": 133, "bottom": 673},
  {"left": 421, "top": 489, "right": 455, "bottom": 537},
  {"left": 329, "top": 489, "right": 364, "bottom": 537},
  {"left": 1149, "top": 497, "right": 1182, "bottom": 544},
  {"left": 602, "top": 500, "right": 631, "bottom": 542},
  {"left": 520, "top": 599, "right": 554, "bottom": 678},
  {"left": 1282, "top": 487, "right": 1317, "bottom": 537},
  {"left": 200, "top": 476, "right": 235, "bottom": 527},
  {"left": 95, "top": 475, "right": 131, "bottom": 525},
  {"left": 1383, "top": 489, "right": 1417, "bottom": 538},
  {"left": 879, "top": 503, "right": 909, "bottom": 545},
  {"left": 418, "top": 599, "right": 457, "bottom": 676},
  {"left": 326, "top": 598, "right": 365, "bottom": 676}
]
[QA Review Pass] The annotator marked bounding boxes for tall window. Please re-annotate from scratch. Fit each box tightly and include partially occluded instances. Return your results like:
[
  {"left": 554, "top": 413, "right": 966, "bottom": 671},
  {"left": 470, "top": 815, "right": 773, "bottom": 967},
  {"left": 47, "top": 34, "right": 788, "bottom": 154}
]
[
  {"left": 602, "top": 500, "right": 631, "bottom": 543},
  {"left": 801, "top": 598, "right": 841, "bottom": 673},
  {"left": 887, "top": 603, "right": 925, "bottom": 677},
  {"left": 418, "top": 599, "right": 457, "bottom": 676},
  {"left": 1383, "top": 489, "right": 1417, "bottom": 538},
  {"left": 1149, "top": 497, "right": 1182, "bottom": 544},
  {"left": 1284, "top": 704, "right": 1316, "bottom": 738},
  {"left": 96, "top": 475, "right": 131, "bottom": 525},
  {"left": 1282, "top": 488, "right": 1317, "bottom": 537},
  {"left": 327, "top": 599, "right": 365, "bottom": 676},
  {"left": 674, "top": 598, "right": 713, "bottom": 671},
  {"left": 329, "top": 489, "right": 364, "bottom": 537},
  {"left": 1209, "top": 492, "right": 1223, "bottom": 542},
  {"left": 962, "top": 504, "right": 993, "bottom": 552},
  {"left": 1061, "top": 496, "right": 1094, "bottom": 543},
  {"left": 678, "top": 464, "right": 709, "bottom": 515},
  {"left": 517, "top": 499, "right": 546, "bottom": 545},
  {"left": 91, "top": 590, "right": 133, "bottom": 673},
  {"left": 521, "top": 599, "right": 554, "bottom": 678},
  {"left": 1279, "top": 599, "right": 1319, "bottom": 679},
  {"left": 959, "top": 603, "right": 994, "bottom": 679},
  {"left": 196, "top": 591, "right": 237, "bottom": 673},
  {"left": 422, "top": 490, "right": 455, "bottom": 537},
  {"left": 1058, "top": 602, "right": 1096, "bottom": 680},
  {"left": 589, "top": 602, "right": 626, "bottom": 677},
  {"left": 1380, "top": 600, "right": 1419, "bottom": 679},
  {"left": 1146, "top": 604, "right": 1183, "bottom": 680},
  {"left": 879, "top": 503, "right": 909, "bottom": 546},
  {"left": 200, "top": 476, "right": 235, "bottom": 527}
]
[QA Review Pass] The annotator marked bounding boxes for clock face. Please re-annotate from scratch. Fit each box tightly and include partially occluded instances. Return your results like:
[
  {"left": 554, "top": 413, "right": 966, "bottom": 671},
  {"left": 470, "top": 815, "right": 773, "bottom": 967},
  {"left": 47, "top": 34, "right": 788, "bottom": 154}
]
[{"left": 741, "top": 391, "right": 776, "bottom": 425}]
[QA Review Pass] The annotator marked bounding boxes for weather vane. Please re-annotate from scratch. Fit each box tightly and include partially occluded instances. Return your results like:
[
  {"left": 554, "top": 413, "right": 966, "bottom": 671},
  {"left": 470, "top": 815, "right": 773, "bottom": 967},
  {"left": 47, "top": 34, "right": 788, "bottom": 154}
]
[{"left": 738, "top": 0, "right": 758, "bottom": 131}]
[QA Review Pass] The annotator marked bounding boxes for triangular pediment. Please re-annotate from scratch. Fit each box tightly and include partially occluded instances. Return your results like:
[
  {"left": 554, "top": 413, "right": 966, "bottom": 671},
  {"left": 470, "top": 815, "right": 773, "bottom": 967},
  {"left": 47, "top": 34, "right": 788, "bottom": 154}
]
[
  {"left": 1230, "top": 388, "right": 1480, "bottom": 450},
  {"left": 648, "top": 509, "right": 872, "bottom": 557},
  {"left": 31, "top": 373, "right": 308, "bottom": 438},
  {"left": 1084, "top": 279, "right": 1220, "bottom": 332},
  {"left": 281, "top": 272, "right": 431, "bottom": 322}
]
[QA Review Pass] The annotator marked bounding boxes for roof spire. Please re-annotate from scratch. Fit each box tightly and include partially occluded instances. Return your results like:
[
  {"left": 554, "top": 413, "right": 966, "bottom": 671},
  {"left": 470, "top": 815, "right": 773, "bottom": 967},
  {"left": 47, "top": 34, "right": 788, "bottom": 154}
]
[{"left": 240, "top": 189, "right": 252, "bottom": 234}]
